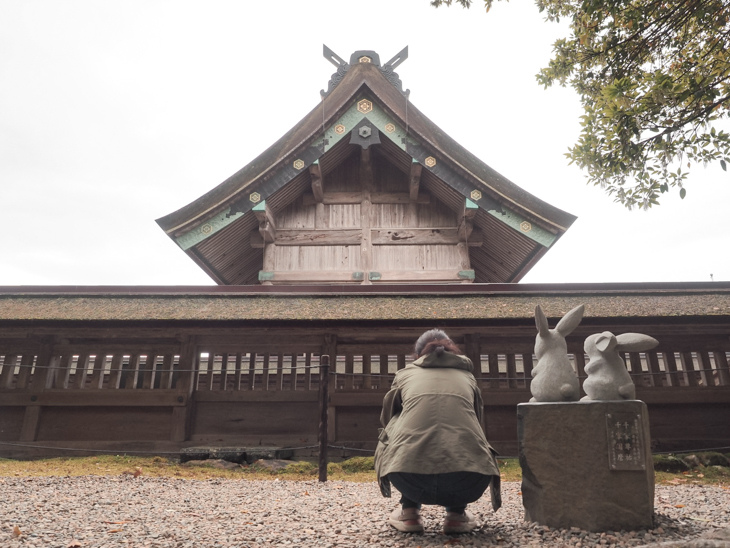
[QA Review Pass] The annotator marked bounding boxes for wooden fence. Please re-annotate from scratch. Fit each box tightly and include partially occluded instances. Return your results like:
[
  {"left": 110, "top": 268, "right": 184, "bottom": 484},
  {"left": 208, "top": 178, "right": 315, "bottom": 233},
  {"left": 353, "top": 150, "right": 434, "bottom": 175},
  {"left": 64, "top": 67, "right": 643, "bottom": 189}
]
[{"left": 1, "top": 327, "right": 729, "bottom": 458}]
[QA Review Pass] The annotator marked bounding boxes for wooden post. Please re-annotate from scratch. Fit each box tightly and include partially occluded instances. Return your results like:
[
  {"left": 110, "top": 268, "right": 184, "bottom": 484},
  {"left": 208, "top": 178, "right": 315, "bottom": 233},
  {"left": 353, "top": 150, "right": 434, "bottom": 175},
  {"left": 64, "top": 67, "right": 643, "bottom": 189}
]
[
  {"left": 344, "top": 354, "right": 354, "bottom": 390},
  {"left": 247, "top": 353, "right": 256, "bottom": 390},
  {"left": 220, "top": 352, "right": 230, "bottom": 391},
  {"left": 647, "top": 351, "right": 663, "bottom": 387},
  {"left": 409, "top": 160, "right": 422, "bottom": 202},
  {"left": 522, "top": 353, "right": 534, "bottom": 391},
  {"left": 506, "top": 354, "right": 517, "bottom": 389},
  {"left": 714, "top": 350, "right": 730, "bottom": 386},
  {"left": 318, "top": 354, "right": 330, "bottom": 482},
  {"left": 88, "top": 353, "right": 107, "bottom": 389},
  {"left": 680, "top": 352, "right": 698, "bottom": 386},
  {"left": 360, "top": 148, "right": 373, "bottom": 285},
  {"left": 573, "top": 350, "right": 587, "bottom": 380},
  {"left": 142, "top": 354, "right": 157, "bottom": 390},
  {"left": 160, "top": 354, "right": 174, "bottom": 390},
  {"left": 310, "top": 162, "right": 323, "bottom": 202},
  {"left": 108, "top": 354, "right": 124, "bottom": 389},
  {"left": 663, "top": 351, "right": 681, "bottom": 387},
  {"left": 73, "top": 353, "right": 89, "bottom": 389},
  {"left": 234, "top": 353, "right": 243, "bottom": 391},
  {"left": 171, "top": 337, "right": 196, "bottom": 443},
  {"left": 15, "top": 353, "right": 34, "bottom": 390},
  {"left": 289, "top": 354, "right": 298, "bottom": 391},
  {"left": 304, "top": 353, "right": 312, "bottom": 390},
  {"left": 276, "top": 353, "right": 284, "bottom": 391},
  {"left": 488, "top": 353, "right": 500, "bottom": 389},
  {"left": 20, "top": 342, "right": 57, "bottom": 441},
  {"left": 20, "top": 405, "right": 42, "bottom": 442},
  {"left": 697, "top": 351, "right": 714, "bottom": 387},
  {"left": 464, "top": 334, "right": 481, "bottom": 388},
  {"left": 0, "top": 354, "right": 17, "bottom": 389},
  {"left": 362, "top": 354, "right": 372, "bottom": 390}
]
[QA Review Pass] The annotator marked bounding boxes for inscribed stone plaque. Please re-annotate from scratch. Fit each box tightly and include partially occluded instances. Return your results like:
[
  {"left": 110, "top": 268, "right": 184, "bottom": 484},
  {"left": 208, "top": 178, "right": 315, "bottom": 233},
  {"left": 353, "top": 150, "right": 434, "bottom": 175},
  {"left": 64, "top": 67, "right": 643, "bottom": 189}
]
[{"left": 606, "top": 412, "right": 645, "bottom": 470}]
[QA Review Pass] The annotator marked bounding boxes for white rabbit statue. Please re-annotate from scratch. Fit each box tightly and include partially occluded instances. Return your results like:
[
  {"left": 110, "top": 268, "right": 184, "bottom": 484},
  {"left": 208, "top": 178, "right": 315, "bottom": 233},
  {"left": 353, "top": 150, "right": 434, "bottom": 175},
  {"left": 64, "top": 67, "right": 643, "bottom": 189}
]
[
  {"left": 530, "top": 304, "right": 584, "bottom": 402},
  {"left": 582, "top": 332, "right": 658, "bottom": 401}
]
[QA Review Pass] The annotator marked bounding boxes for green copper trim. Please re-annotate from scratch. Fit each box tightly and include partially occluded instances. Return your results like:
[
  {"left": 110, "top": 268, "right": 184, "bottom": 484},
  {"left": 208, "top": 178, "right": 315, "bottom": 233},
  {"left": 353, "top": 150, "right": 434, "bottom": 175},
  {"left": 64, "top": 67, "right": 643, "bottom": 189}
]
[
  {"left": 175, "top": 210, "right": 247, "bottom": 251},
  {"left": 458, "top": 270, "right": 476, "bottom": 280},
  {"left": 258, "top": 271, "right": 275, "bottom": 282},
  {"left": 406, "top": 145, "right": 558, "bottom": 248},
  {"left": 315, "top": 100, "right": 408, "bottom": 152},
  {"left": 352, "top": 271, "right": 364, "bottom": 281}
]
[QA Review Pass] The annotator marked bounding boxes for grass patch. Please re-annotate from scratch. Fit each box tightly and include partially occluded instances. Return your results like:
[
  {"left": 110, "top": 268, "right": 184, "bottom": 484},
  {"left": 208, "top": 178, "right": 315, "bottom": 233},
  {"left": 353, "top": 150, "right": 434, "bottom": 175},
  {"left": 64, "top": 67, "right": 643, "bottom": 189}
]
[
  {"left": 0, "top": 455, "right": 726, "bottom": 486},
  {"left": 497, "top": 458, "right": 522, "bottom": 482}
]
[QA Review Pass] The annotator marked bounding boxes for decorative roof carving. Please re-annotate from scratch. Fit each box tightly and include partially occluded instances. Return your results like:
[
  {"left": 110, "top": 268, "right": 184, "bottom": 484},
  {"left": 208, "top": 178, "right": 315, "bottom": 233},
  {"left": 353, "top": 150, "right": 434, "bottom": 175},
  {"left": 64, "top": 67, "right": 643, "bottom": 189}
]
[{"left": 321, "top": 45, "right": 409, "bottom": 97}]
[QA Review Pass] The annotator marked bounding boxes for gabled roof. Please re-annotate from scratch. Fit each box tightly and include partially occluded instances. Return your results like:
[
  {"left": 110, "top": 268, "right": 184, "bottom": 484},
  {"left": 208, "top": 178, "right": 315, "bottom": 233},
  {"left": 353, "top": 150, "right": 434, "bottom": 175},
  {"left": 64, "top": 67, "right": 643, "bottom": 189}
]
[{"left": 156, "top": 49, "right": 577, "bottom": 285}]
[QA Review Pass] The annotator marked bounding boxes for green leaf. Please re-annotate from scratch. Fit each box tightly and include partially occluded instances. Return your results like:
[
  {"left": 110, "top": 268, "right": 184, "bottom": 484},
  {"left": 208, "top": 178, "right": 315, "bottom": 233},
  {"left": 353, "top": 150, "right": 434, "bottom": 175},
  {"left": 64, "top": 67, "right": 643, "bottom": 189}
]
[
  {"left": 438, "top": 0, "right": 730, "bottom": 209},
  {"left": 679, "top": 188, "right": 687, "bottom": 199}
]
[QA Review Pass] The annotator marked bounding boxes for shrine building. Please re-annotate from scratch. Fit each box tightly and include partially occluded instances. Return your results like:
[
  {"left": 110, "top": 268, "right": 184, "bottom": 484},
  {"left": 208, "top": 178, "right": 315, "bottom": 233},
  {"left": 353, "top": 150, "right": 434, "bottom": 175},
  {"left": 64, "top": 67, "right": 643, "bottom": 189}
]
[{"left": 0, "top": 48, "right": 728, "bottom": 458}]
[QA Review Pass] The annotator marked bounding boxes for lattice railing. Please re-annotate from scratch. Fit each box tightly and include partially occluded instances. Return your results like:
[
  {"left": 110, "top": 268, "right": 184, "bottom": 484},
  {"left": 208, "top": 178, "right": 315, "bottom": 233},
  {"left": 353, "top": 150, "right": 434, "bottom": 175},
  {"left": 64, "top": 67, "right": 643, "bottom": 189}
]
[{"left": 1, "top": 348, "right": 728, "bottom": 393}]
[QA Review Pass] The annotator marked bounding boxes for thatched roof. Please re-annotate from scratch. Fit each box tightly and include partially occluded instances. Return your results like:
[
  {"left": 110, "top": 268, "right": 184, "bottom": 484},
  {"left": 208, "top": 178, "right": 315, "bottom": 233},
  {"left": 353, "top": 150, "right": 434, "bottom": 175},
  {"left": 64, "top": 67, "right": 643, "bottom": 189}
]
[{"left": 1, "top": 283, "right": 728, "bottom": 323}]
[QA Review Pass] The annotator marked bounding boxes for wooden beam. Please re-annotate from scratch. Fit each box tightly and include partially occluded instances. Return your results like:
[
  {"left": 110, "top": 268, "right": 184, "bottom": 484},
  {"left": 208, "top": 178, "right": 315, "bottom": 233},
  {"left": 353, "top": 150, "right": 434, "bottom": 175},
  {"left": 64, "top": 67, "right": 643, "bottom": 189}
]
[
  {"left": 372, "top": 228, "right": 482, "bottom": 246},
  {"left": 360, "top": 148, "right": 375, "bottom": 192},
  {"left": 303, "top": 192, "right": 362, "bottom": 206},
  {"left": 252, "top": 200, "right": 275, "bottom": 226},
  {"left": 409, "top": 160, "right": 422, "bottom": 202},
  {"left": 309, "top": 162, "right": 324, "bottom": 203},
  {"left": 253, "top": 201, "right": 276, "bottom": 243},
  {"left": 458, "top": 198, "right": 479, "bottom": 241},
  {"left": 367, "top": 269, "right": 475, "bottom": 282},
  {"left": 302, "top": 192, "right": 430, "bottom": 206},
  {"left": 0, "top": 390, "right": 187, "bottom": 407},
  {"left": 371, "top": 192, "right": 429, "bottom": 204},
  {"left": 259, "top": 221, "right": 276, "bottom": 244},
  {"left": 360, "top": 149, "right": 373, "bottom": 285},
  {"left": 272, "top": 229, "right": 362, "bottom": 246},
  {"left": 193, "top": 390, "right": 319, "bottom": 403},
  {"left": 258, "top": 271, "right": 364, "bottom": 283}
]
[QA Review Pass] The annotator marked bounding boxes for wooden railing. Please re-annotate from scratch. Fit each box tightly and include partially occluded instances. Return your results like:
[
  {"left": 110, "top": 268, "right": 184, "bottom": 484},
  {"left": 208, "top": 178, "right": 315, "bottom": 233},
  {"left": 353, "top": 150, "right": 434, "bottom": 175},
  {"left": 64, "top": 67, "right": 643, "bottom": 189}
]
[{"left": 2, "top": 348, "right": 728, "bottom": 393}]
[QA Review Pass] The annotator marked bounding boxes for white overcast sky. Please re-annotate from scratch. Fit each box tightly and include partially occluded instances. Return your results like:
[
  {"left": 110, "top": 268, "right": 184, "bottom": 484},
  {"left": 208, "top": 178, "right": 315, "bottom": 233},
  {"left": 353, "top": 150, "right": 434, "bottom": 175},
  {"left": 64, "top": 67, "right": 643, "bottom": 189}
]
[{"left": 1, "top": 1, "right": 728, "bottom": 286}]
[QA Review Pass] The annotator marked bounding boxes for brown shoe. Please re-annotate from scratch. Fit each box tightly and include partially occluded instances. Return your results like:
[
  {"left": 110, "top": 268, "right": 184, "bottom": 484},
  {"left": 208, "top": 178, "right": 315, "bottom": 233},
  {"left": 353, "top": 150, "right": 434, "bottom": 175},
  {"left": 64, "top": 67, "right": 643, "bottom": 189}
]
[
  {"left": 388, "top": 507, "right": 424, "bottom": 533},
  {"left": 443, "top": 510, "right": 477, "bottom": 534}
]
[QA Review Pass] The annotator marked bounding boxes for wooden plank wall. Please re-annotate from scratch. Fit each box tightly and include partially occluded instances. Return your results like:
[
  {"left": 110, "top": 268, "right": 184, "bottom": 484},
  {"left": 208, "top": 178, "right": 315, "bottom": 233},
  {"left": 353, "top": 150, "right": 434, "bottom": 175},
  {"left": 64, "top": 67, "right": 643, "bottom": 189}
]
[
  {"left": 263, "top": 151, "right": 473, "bottom": 284},
  {"left": 0, "top": 323, "right": 729, "bottom": 457}
]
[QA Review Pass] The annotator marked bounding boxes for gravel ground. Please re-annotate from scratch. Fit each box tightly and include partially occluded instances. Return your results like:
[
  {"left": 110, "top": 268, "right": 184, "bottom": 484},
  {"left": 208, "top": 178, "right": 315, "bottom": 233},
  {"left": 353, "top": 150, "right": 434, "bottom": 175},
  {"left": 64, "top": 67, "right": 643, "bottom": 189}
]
[{"left": 1, "top": 477, "right": 728, "bottom": 547}]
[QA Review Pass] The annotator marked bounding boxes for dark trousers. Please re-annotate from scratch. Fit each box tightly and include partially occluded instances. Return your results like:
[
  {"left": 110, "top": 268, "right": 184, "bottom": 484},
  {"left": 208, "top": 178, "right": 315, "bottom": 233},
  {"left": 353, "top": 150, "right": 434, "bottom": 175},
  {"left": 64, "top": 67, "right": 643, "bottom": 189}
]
[{"left": 387, "top": 471, "right": 493, "bottom": 514}]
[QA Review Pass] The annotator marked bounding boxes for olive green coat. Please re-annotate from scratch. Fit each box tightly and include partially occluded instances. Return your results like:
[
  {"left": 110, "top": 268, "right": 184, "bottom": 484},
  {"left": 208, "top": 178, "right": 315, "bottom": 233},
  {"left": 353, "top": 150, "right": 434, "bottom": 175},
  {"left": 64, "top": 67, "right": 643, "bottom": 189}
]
[{"left": 374, "top": 352, "right": 501, "bottom": 510}]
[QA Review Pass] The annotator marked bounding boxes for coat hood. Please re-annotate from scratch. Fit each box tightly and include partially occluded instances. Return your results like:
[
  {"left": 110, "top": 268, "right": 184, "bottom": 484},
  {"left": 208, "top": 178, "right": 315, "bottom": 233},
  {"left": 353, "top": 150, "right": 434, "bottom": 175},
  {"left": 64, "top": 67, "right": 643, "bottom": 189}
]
[{"left": 413, "top": 351, "right": 473, "bottom": 373}]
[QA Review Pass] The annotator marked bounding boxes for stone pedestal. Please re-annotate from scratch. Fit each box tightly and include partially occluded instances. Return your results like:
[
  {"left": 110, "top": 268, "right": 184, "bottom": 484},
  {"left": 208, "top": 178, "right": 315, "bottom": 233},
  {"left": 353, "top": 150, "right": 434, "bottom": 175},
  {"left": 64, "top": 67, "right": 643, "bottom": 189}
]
[{"left": 518, "top": 400, "right": 654, "bottom": 532}]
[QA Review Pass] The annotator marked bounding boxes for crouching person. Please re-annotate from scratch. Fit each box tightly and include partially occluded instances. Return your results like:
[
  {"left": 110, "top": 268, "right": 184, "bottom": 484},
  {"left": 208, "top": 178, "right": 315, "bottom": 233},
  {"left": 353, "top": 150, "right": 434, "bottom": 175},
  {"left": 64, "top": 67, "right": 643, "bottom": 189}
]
[{"left": 374, "top": 329, "right": 501, "bottom": 534}]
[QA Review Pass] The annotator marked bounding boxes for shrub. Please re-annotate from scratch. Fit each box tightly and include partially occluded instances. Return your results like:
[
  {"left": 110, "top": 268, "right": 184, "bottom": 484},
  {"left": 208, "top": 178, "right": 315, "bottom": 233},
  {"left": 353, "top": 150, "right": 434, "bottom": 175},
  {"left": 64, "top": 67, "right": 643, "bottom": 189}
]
[
  {"left": 339, "top": 457, "right": 375, "bottom": 473},
  {"left": 653, "top": 454, "right": 689, "bottom": 473},
  {"left": 284, "top": 461, "right": 317, "bottom": 475}
]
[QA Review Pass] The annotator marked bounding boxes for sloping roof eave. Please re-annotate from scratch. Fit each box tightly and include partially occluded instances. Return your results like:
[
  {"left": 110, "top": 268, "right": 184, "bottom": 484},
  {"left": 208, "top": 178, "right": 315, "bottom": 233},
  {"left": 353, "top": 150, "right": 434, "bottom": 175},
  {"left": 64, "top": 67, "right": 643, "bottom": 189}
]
[{"left": 156, "top": 63, "right": 576, "bottom": 239}]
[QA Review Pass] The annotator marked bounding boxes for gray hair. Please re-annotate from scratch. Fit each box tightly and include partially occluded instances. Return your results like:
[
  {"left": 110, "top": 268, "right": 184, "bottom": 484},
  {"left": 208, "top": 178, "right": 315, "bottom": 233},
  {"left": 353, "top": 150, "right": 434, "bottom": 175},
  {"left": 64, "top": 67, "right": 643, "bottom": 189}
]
[{"left": 414, "top": 329, "right": 451, "bottom": 357}]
